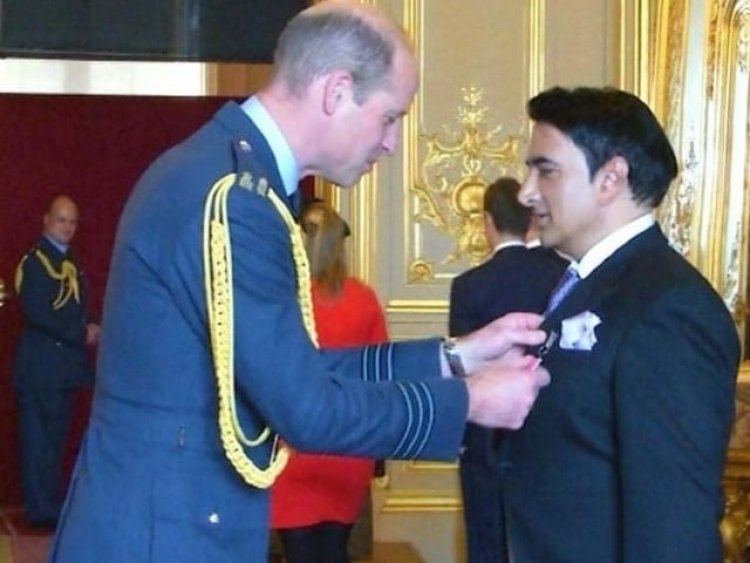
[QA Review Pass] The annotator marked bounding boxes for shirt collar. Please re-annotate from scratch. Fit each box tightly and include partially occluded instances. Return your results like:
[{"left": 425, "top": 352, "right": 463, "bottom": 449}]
[
  {"left": 240, "top": 96, "right": 299, "bottom": 198},
  {"left": 493, "top": 240, "right": 526, "bottom": 254},
  {"left": 44, "top": 235, "right": 68, "bottom": 254},
  {"left": 572, "top": 213, "right": 655, "bottom": 279}
]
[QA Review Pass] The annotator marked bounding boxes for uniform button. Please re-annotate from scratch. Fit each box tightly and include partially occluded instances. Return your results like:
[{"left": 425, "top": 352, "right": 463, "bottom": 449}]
[
  {"left": 55, "top": 341, "right": 62, "bottom": 347},
  {"left": 208, "top": 512, "right": 220, "bottom": 524}
]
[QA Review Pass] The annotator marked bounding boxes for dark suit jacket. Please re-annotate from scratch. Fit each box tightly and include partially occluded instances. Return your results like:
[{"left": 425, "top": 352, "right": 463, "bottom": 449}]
[
  {"left": 449, "top": 244, "right": 567, "bottom": 563},
  {"left": 500, "top": 225, "right": 739, "bottom": 563},
  {"left": 13, "top": 236, "right": 93, "bottom": 391},
  {"left": 450, "top": 244, "right": 568, "bottom": 463},
  {"left": 51, "top": 101, "right": 469, "bottom": 562}
]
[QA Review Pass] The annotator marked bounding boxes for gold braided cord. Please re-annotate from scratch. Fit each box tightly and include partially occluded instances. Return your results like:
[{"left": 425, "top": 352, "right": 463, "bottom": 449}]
[
  {"left": 203, "top": 173, "right": 318, "bottom": 489},
  {"left": 266, "top": 189, "right": 319, "bottom": 346},
  {"left": 14, "top": 256, "right": 28, "bottom": 294},
  {"left": 19, "top": 250, "right": 80, "bottom": 309}
]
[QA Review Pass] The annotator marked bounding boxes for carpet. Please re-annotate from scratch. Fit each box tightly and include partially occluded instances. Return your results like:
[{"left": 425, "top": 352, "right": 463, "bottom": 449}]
[{"left": 0, "top": 507, "right": 52, "bottom": 563}]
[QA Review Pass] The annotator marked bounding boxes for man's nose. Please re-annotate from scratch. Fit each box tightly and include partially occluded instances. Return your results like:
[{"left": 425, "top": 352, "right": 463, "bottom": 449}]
[
  {"left": 518, "top": 174, "right": 537, "bottom": 207},
  {"left": 381, "top": 123, "right": 399, "bottom": 155}
]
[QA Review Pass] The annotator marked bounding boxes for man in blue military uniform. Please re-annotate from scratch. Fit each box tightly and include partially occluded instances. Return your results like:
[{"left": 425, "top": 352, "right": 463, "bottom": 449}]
[
  {"left": 51, "top": 2, "right": 551, "bottom": 561},
  {"left": 13, "top": 195, "right": 100, "bottom": 529}
]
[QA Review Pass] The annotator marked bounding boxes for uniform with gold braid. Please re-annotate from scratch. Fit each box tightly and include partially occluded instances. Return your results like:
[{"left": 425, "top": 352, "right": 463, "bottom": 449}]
[
  {"left": 51, "top": 101, "right": 468, "bottom": 561},
  {"left": 12, "top": 236, "right": 93, "bottom": 526}
]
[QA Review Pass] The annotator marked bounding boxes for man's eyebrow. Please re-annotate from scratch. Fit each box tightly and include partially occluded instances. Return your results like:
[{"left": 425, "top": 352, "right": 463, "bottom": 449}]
[{"left": 525, "top": 156, "right": 558, "bottom": 167}]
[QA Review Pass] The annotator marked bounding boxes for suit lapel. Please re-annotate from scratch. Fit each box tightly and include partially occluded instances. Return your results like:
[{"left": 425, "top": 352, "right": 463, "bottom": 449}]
[{"left": 541, "top": 225, "right": 667, "bottom": 332}]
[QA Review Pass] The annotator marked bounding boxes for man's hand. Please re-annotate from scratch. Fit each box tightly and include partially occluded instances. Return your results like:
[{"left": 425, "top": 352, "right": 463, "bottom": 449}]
[
  {"left": 450, "top": 313, "right": 546, "bottom": 376},
  {"left": 465, "top": 355, "right": 550, "bottom": 429}
]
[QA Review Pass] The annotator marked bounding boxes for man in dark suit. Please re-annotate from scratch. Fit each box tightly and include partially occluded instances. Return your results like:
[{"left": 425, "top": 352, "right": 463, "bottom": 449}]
[
  {"left": 449, "top": 177, "right": 566, "bottom": 563},
  {"left": 13, "top": 195, "right": 100, "bottom": 528},
  {"left": 501, "top": 86, "right": 740, "bottom": 562},
  {"left": 50, "top": 2, "right": 551, "bottom": 561}
]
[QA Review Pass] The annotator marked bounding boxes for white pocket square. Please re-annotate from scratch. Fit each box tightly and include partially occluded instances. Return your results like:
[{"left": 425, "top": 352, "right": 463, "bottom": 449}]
[{"left": 560, "top": 311, "right": 601, "bottom": 351}]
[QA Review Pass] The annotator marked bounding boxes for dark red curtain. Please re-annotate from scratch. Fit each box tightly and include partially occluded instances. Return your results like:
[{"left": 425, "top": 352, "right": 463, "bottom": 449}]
[{"left": 0, "top": 93, "right": 313, "bottom": 505}]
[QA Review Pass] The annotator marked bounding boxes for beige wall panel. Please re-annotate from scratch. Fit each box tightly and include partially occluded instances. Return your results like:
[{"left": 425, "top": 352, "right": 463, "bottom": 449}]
[
  {"left": 420, "top": 2, "right": 531, "bottom": 124},
  {"left": 545, "top": 0, "right": 618, "bottom": 87}
]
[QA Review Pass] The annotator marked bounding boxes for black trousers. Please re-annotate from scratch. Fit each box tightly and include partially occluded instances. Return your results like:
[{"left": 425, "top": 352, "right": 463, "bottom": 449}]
[
  {"left": 17, "top": 388, "right": 75, "bottom": 524},
  {"left": 279, "top": 522, "right": 354, "bottom": 563}
]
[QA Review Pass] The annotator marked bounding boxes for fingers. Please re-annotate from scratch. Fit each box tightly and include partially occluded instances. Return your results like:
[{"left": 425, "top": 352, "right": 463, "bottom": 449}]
[
  {"left": 465, "top": 356, "right": 550, "bottom": 430},
  {"left": 493, "top": 312, "right": 544, "bottom": 330}
]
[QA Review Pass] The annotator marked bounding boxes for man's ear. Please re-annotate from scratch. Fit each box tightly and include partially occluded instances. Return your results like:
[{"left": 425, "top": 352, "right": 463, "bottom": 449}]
[
  {"left": 322, "top": 71, "right": 353, "bottom": 116},
  {"left": 596, "top": 155, "right": 629, "bottom": 205}
]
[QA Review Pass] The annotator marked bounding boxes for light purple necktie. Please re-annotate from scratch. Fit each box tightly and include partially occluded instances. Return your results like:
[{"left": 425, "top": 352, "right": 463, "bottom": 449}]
[{"left": 544, "top": 267, "right": 580, "bottom": 316}]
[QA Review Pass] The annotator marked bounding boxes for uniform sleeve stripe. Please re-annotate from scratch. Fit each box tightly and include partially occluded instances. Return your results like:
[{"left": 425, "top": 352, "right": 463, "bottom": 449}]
[
  {"left": 391, "top": 381, "right": 436, "bottom": 458},
  {"left": 361, "top": 343, "right": 395, "bottom": 383},
  {"left": 391, "top": 383, "right": 414, "bottom": 457},
  {"left": 386, "top": 344, "right": 394, "bottom": 382},
  {"left": 361, "top": 346, "right": 370, "bottom": 381},
  {"left": 374, "top": 344, "right": 382, "bottom": 382}
]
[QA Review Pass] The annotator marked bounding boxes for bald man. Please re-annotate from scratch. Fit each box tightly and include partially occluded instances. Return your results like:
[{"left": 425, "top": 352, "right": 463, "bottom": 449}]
[{"left": 13, "top": 195, "right": 99, "bottom": 529}]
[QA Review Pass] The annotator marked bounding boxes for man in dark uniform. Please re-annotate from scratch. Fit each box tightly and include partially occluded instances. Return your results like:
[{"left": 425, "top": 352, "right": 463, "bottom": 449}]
[
  {"left": 450, "top": 177, "right": 567, "bottom": 563},
  {"left": 51, "top": 2, "right": 551, "bottom": 561},
  {"left": 13, "top": 194, "right": 100, "bottom": 528}
]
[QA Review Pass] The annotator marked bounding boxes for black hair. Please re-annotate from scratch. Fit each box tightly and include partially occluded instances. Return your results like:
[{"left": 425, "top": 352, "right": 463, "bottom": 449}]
[{"left": 527, "top": 86, "right": 678, "bottom": 207}]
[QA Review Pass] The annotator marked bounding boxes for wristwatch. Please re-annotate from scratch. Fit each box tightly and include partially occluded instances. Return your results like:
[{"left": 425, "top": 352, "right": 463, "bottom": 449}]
[{"left": 442, "top": 336, "right": 467, "bottom": 378}]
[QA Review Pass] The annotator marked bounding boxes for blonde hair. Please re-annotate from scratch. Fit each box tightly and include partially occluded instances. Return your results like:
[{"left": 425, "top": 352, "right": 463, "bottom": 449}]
[{"left": 300, "top": 201, "right": 348, "bottom": 295}]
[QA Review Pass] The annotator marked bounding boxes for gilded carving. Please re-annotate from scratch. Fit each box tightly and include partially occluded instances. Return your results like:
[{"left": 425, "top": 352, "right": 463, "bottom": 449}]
[
  {"left": 653, "top": 0, "right": 695, "bottom": 257},
  {"left": 723, "top": 449, "right": 750, "bottom": 562},
  {"left": 408, "top": 259, "right": 436, "bottom": 284},
  {"left": 409, "top": 87, "right": 524, "bottom": 281},
  {"left": 707, "top": 0, "right": 722, "bottom": 99},
  {"left": 656, "top": 139, "right": 697, "bottom": 257}
]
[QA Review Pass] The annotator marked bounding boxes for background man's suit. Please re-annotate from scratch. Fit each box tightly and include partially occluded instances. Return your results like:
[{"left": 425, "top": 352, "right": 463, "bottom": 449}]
[
  {"left": 450, "top": 244, "right": 566, "bottom": 563},
  {"left": 51, "top": 101, "right": 469, "bottom": 562},
  {"left": 13, "top": 236, "right": 93, "bottom": 524},
  {"left": 500, "top": 225, "right": 739, "bottom": 563}
]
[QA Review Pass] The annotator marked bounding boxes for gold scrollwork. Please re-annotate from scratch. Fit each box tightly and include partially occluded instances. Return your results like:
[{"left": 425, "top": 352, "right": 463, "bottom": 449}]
[
  {"left": 408, "top": 260, "right": 435, "bottom": 284},
  {"left": 722, "top": 450, "right": 750, "bottom": 562},
  {"left": 409, "top": 86, "right": 524, "bottom": 281},
  {"left": 656, "top": 138, "right": 698, "bottom": 257}
]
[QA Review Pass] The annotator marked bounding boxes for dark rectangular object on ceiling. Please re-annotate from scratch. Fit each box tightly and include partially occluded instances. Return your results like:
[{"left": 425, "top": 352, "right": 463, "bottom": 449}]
[{"left": 0, "top": 0, "right": 310, "bottom": 63}]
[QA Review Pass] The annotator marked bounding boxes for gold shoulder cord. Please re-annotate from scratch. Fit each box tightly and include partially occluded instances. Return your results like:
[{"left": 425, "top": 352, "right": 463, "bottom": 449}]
[
  {"left": 203, "top": 173, "right": 319, "bottom": 489},
  {"left": 15, "top": 251, "right": 80, "bottom": 309}
]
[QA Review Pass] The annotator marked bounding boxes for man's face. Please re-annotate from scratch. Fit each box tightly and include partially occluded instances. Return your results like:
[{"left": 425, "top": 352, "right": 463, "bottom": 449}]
[
  {"left": 326, "top": 48, "right": 418, "bottom": 188},
  {"left": 44, "top": 198, "right": 79, "bottom": 245},
  {"left": 518, "top": 123, "right": 602, "bottom": 261}
]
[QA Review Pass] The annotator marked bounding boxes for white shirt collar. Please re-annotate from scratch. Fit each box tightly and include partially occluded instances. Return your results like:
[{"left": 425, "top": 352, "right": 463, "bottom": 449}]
[
  {"left": 572, "top": 213, "right": 655, "bottom": 279},
  {"left": 493, "top": 240, "right": 526, "bottom": 254},
  {"left": 240, "top": 96, "right": 299, "bottom": 197},
  {"left": 44, "top": 235, "right": 68, "bottom": 254}
]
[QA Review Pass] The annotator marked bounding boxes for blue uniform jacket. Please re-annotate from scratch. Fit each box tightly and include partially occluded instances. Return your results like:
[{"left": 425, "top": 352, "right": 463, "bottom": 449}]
[
  {"left": 51, "top": 102, "right": 468, "bottom": 562},
  {"left": 13, "top": 236, "right": 92, "bottom": 391}
]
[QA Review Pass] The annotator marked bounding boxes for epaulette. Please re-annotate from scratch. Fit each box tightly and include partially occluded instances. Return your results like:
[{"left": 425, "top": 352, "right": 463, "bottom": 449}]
[{"left": 231, "top": 137, "right": 270, "bottom": 198}]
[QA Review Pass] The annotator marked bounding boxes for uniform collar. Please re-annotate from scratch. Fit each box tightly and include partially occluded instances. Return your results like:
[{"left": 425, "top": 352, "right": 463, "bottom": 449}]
[
  {"left": 44, "top": 235, "right": 69, "bottom": 254},
  {"left": 240, "top": 96, "right": 299, "bottom": 199}
]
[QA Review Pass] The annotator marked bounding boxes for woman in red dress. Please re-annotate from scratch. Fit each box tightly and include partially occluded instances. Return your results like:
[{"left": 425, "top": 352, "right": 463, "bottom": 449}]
[{"left": 271, "top": 201, "right": 388, "bottom": 563}]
